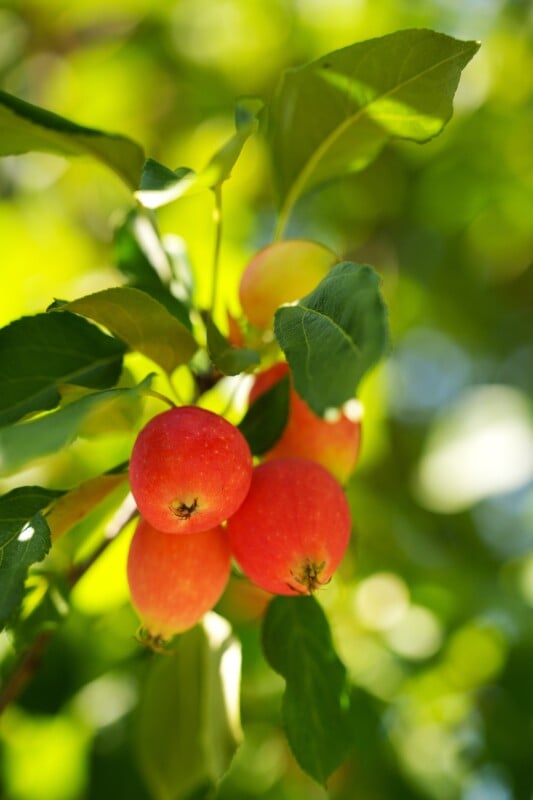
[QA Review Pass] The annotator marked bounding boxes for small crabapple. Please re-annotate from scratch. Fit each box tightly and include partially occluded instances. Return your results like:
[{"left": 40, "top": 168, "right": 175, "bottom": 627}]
[
  {"left": 129, "top": 406, "right": 252, "bottom": 534},
  {"left": 226, "top": 458, "right": 351, "bottom": 596},
  {"left": 239, "top": 239, "right": 337, "bottom": 329},
  {"left": 127, "top": 517, "right": 231, "bottom": 640},
  {"left": 250, "top": 363, "right": 362, "bottom": 483}
]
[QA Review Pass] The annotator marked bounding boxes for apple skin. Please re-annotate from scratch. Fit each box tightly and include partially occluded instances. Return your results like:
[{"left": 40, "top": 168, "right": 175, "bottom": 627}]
[
  {"left": 239, "top": 239, "right": 337, "bottom": 329},
  {"left": 127, "top": 517, "right": 231, "bottom": 639},
  {"left": 129, "top": 406, "right": 252, "bottom": 534},
  {"left": 226, "top": 458, "right": 351, "bottom": 596},
  {"left": 250, "top": 363, "right": 361, "bottom": 484}
]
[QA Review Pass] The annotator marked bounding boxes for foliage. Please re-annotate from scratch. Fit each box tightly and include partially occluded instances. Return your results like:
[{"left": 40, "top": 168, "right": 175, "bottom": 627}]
[{"left": 0, "top": 3, "right": 532, "bottom": 800}]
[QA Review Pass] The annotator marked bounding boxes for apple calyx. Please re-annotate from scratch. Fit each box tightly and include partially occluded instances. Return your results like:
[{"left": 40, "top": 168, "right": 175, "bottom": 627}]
[
  {"left": 289, "top": 559, "right": 329, "bottom": 594},
  {"left": 169, "top": 497, "right": 199, "bottom": 520}
]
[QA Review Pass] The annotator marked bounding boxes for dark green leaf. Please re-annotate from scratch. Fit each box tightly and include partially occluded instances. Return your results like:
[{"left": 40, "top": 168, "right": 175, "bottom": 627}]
[
  {"left": 0, "top": 486, "right": 63, "bottom": 629},
  {"left": 0, "top": 376, "right": 153, "bottom": 476},
  {"left": 136, "top": 99, "right": 262, "bottom": 208},
  {"left": 274, "top": 262, "right": 388, "bottom": 415},
  {"left": 238, "top": 374, "right": 290, "bottom": 455},
  {"left": 270, "top": 29, "right": 479, "bottom": 212},
  {"left": 114, "top": 213, "right": 193, "bottom": 330},
  {"left": 0, "top": 89, "right": 144, "bottom": 189},
  {"left": 137, "top": 614, "right": 242, "bottom": 800},
  {"left": 66, "top": 287, "right": 197, "bottom": 375},
  {"left": 0, "top": 312, "right": 126, "bottom": 427},
  {"left": 205, "top": 316, "right": 259, "bottom": 376},
  {"left": 262, "top": 596, "right": 353, "bottom": 785}
]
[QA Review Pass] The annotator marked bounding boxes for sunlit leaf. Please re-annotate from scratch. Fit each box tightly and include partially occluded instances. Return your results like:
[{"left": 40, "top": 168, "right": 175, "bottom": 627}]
[
  {"left": 238, "top": 374, "right": 290, "bottom": 455},
  {"left": 114, "top": 212, "right": 193, "bottom": 331},
  {"left": 136, "top": 98, "right": 263, "bottom": 208},
  {"left": 0, "top": 312, "right": 126, "bottom": 427},
  {"left": 0, "top": 89, "right": 144, "bottom": 189},
  {"left": 274, "top": 262, "right": 388, "bottom": 415},
  {"left": 137, "top": 613, "right": 242, "bottom": 800},
  {"left": 262, "top": 596, "right": 353, "bottom": 785},
  {"left": 270, "top": 29, "right": 479, "bottom": 215},
  {"left": 205, "top": 315, "right": 259, "bottom": 376},
  {"left": 66, "top": 287, "right": 197, "bottom": 375},
  {"left": 0, "top": 376, "right": 153, "bottom": 476},
  {"left": 0, "top": 486, "right": 62, "bottom": 629}
]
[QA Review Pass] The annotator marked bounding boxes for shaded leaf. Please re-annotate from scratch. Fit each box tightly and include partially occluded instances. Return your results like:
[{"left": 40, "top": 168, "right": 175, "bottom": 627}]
[
  {"left": 262, "top": 595, "right": 353, "bottom": 785},
  {"left": 137, "top": 613, "right": 242, "bottom": 800},
  {"left": 238, "top": 374, "right": 290, "bottom": 455},
  {"left": 66, "top": 287, "right": 197, "bottom": 375},
  {"left": 0, "top": 376, "right": 153, "bottom": 476},
  {"left": 205, "top": 316, "right": 259, "bottom": 376},
  {"left": 0, "top": 486, "right": 63, "bottom": 629},
  {"left": 136, "top": 98, "right": 262, "bottom": 208},
  {"left": 46, "top": 473, "right": 128, "bottom": 542},
  {"left": 0, "top": 312, "right": 126, "bottom": 427},
  {"left": 114, "top": 213, "right": 193, "bottom": 330},
  {"left": 270, "top": 29, "right": 479, "bottom": 213},
  {"left": 274, "top": 262, "right": 388, "bottom": 415},
  {"left": 0, "top": 89, "right": 144, "bottom": 189}
]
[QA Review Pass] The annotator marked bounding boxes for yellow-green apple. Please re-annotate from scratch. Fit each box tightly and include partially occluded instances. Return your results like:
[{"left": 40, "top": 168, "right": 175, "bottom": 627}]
[{"left": 239, "top": 239, "right": 337, "bottom": 329}]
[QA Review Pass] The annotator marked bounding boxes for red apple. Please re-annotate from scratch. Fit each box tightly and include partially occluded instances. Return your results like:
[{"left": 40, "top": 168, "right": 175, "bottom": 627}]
[
  {"left": 226, "top": 458, "right": 351, "bottom": 596},
  {"left": 129, "top": 406, "right": 252, "bottom": 534},
  {"left": 127, "top": 517, "right": 231, "bottom": 639},
  {"left": 250, "top": 363, "right": 362, "bottom": 483}
]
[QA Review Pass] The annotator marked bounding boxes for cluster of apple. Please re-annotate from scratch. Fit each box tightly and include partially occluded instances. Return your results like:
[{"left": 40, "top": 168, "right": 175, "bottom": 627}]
[{"left": 126, "top": 241, "right": 362, "bottom": 643}]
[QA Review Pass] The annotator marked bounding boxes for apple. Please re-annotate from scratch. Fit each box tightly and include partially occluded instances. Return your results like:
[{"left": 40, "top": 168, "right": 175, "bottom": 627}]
[
  {"left": 226, "top": 458, "right": 351, "bottom": 595},
  {"left": 250, "top": 362, "right": 362, "bottom": 483},
  {"left": 129, "top": 406, "right": 252, "bottom": 534},
  {"left": 239, "top": 239, "right": 337, "bottom": 329},
  {"left": 127, "top": 517, "right": 231, "bottom": 640}
]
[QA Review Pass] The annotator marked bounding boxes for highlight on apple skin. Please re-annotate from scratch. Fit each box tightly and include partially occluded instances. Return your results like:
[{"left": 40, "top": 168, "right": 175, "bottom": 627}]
[
  {"left": 226, "top": 458, "right": 352, "bottom": 596},
  {"left": 129, "top": 406, "right": 252, "bottom": 534},
  {"left": 249, "top": 362, "right": 362, "bottom": 484},
  {"left": 127, "top": 517, "right": 231, "bottom": 640},
  {"left": 239, "top": 239, "right": 337, "bottom": 329}
]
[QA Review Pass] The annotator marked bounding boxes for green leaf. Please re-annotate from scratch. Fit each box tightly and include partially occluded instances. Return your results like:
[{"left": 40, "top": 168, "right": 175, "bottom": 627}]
[
  {"left": 136, "top": 160, "right": 199, "bottom": 209},
  {"left": 137, "top": 613, "right": 242, "bottom": 800},
  {"left": 200, "top": 97, "right": 263, "bottom": 189},
  {"left": 270, "top": 29, "right": 479, "bottom": 216},
  {"left": 262, "top": 596, "right": 353, "bottom": 785},
  {"left": 136, "top": 98, "right": 262, "bottom": 209},
  {"left": 114, "top": 212, "right": 193, "bottom": 331},
  {"left": 0, "top": 312, "right": 126, "bottom": 427},
  {"left": 274, "top": 262, "right": 388, "bottom": 415},
  {"left": 238, "top": 374, "right": 290, "bottom": 455},
  {"left": 0, "top": 89, "right": 144, "bottom": 189},
  {"left": 205, "top": 316, "right": 259, "bottom": 376},
  {"left": 66, "top": 287, "right": 197, "bottom": 375},
  {"left": 0, "top": 377, "right": 153, "bottom": 476},
  {"left": 0, "top": 486, "right": 63, "bottom": 629}
]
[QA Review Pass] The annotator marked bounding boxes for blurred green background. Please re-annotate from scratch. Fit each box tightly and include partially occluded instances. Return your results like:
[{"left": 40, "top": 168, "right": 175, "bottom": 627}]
[{"left": 0, "top": 0, "right": 532, "bottom": 798}]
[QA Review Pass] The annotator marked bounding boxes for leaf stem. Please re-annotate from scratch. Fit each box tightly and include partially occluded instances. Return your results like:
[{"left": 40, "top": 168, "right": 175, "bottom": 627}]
[
  {"left": 0, "top": 494, "right": 139, "bottom": 716},
  {"left": 144, "top": 389, "right": 176, "bottom": 408},
  {"left": 273, "top": 199, "right": 291, "bottom": 242},
  {"left": 209, "top": 185, "right": 223, "bottom": 315}
]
